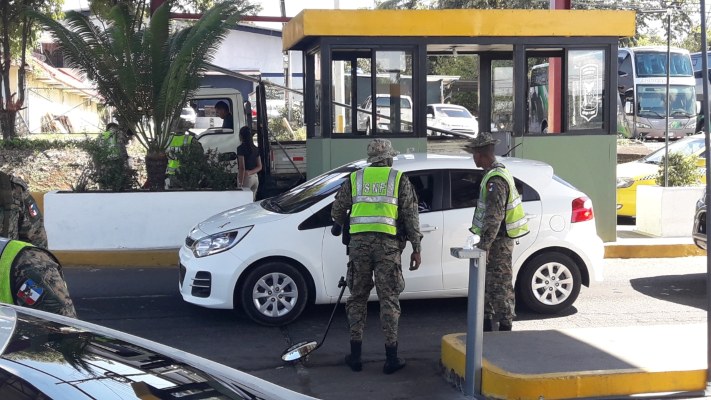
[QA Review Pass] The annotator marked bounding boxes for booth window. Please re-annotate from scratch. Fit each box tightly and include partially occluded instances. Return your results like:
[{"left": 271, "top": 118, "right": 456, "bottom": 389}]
[
  {"left": 526, "top": 52, "right": 563, "bottom": 134},
  {"left": 308, "top": 50, "right": 322, "bottom": 138},
  {"left": 568, "top": 49, "right": 605, "bottom": 131},
  {"left": 331, "top": 48, "right": 414, "bottom": 136}
]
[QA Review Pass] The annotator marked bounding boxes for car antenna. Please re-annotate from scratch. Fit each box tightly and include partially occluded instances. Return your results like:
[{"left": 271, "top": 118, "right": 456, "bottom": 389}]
[{"left": 503, "top": 142, "right": 522, "bottom": 157}]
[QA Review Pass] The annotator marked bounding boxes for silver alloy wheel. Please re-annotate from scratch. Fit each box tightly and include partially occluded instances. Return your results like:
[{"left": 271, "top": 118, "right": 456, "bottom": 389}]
[
  {"left": 529, "top": 261, "right": 574, "bottom": 306},
  {"left": 251, "top": 272, "right": 299, "bottom": 318}
]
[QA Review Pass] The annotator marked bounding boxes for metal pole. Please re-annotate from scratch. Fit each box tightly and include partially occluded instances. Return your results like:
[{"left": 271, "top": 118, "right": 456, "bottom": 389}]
[
  {"left": 700, "top": 0, "right": 711, "bottom": 394},
  {"left": 664, "top": 9, "right": 671, "bottom": 187},
  {"left": 451, "top": 247, "right": 486, "bottom": 398}
]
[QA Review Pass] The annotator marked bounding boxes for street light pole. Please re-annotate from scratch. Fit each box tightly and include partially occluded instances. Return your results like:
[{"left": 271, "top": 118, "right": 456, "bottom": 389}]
[
  {"left": 664, "top": 9, "right": 671, "bottom": 187},
  {"left": 701, "top": 0, "right": 711, "bottom": 393}
]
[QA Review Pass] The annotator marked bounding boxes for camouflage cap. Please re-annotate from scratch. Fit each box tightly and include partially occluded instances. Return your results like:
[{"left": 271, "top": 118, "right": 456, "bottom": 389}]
[
  {"left": 367, "top": 138, "right": 399, "bottom": 163},
  {"left": 463, "top": 132, "right": 500, "bottom": 154}
]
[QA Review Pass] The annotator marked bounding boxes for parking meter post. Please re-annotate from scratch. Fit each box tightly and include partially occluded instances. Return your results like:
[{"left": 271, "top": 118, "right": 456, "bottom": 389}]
[{"left": 450, "top": 247, "right": 486, "bottom": 399}]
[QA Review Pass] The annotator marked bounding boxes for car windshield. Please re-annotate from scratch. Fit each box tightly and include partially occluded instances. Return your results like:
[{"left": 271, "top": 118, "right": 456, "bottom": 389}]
[
  {"left": 634, "top": 52, "right": 693, "bottom": 77},
  {"left": 265, "top": 162, "right": 365, "bottom": 214},
  {"left": 376, "top": 97, "right": 412, "bottom": 108},
  {"left": 643, "top": 136, "right": 705, "bottom": 164},
  {"left": 438, "top": 107, "right": 472, "bottom": 118}
]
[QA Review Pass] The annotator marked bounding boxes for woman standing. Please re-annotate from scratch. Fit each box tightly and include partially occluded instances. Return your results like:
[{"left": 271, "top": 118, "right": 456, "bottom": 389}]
[{"left": 237, "top": 126, "right": 262, "bottom": 200}]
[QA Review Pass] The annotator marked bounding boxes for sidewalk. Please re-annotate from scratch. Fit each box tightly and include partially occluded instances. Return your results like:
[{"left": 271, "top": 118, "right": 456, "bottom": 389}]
[{"left": 440, "top": 227, "right": 708, "bottom": 399}]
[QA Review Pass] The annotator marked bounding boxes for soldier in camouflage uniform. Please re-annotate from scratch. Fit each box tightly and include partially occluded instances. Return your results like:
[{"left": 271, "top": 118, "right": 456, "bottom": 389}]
[
  {"left": 464, "top": 132, "right": 528, "bottom": 332},
  {"left": 0, "top": 171, "right": 48, "bottom": 248},
  {"left": 0, "top": 237, "right": 77, "bottom": 318},
  {"left": 332, "top": 138, "right": 422, "bottom": 374}
]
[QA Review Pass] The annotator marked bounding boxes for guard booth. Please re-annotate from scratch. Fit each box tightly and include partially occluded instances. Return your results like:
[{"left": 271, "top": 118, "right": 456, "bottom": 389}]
[{"left": 282, "top": 9, "right": 635, "bottom": 242}]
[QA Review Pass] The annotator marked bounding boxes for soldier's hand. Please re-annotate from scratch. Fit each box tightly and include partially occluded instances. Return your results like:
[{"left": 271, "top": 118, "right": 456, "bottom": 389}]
[{"left": 409, "top": 252, "right": 421, "bottom": 271}]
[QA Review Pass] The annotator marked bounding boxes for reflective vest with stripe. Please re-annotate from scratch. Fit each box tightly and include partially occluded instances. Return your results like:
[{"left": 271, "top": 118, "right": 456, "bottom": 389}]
[
  {"left": 470, "top": 167, "right": 529, "bottom": 239},
  {"left": 0, "top": 238, "right": 31, "bottom": 304},
  {"left": 166, "top": 135, "right": 193, "bottom": 175},
  {"left": 349, "top": 167, "right": 402, "bottom": 236}
]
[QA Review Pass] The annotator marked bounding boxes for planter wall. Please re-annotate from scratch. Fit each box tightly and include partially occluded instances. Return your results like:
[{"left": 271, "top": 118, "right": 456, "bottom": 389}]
[
  {"left": 44, "top": 190, "right": 254, "bottom": 250},
  {"left": 636, "top": 185, "right": 704, "bottom": 237}
]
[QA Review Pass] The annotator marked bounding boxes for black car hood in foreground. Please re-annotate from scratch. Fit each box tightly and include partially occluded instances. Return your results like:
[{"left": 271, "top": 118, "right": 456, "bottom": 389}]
[{"left": 0, "top": 305, "right": 317, "bottom": 400}]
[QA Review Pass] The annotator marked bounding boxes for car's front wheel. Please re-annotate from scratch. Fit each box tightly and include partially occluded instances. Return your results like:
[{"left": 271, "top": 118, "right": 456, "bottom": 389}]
[
  {"left": 240, "top": 262, "right": 308, "bottom": 326},
  {"left": 517, "top": 252, "right": 581, "bottom": 314}
]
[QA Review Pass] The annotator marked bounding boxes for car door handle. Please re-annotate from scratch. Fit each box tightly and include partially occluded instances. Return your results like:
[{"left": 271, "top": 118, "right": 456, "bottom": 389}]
[
  {"left": 420, "top": 224, "right": 438, "bottom": 232},
  {"left": 525, "top": 213, "right": 538, "bottom": 219}
]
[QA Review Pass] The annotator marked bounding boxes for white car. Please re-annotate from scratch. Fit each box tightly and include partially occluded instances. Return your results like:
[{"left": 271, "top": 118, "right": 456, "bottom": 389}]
[
  {"left": 179, "top": 154, "right": 604, "bottom": 326},
  {"left": 426, "top": 103, "right": 478, "bottom": 138}
]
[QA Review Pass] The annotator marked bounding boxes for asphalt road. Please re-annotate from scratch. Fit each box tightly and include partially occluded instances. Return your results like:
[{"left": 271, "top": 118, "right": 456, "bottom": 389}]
[{"left": 63, "top": 256, "right": 709, "bottom": 400}]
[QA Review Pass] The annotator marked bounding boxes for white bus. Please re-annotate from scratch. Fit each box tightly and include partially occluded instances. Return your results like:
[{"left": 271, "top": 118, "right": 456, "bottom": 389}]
[{"left": 618, "top": 46, "right": 697, "bottom": 140}]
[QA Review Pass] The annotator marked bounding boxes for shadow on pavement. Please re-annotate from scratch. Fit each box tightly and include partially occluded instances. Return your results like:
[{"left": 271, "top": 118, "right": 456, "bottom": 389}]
[{"left": 630, "top": 273, "right": 707, "bottom": 310}]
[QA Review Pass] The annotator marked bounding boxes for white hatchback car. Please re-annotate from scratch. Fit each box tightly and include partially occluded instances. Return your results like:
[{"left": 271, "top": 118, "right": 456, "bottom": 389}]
[{"left": 179, "top": 154, "right": 604, "bottom": 326}]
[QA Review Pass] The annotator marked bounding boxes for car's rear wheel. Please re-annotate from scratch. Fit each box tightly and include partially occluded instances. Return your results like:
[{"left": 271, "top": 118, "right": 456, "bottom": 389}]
[
  {"left": 240, "top": 262, "right": 308, "bottom": 326},
  {"left": 517, "top": 252, "right": 581, "bottom": 314}
]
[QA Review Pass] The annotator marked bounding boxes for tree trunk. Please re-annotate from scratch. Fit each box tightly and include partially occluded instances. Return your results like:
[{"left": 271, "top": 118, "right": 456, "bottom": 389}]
[
  {"left": 0, "top": 109, "right": 16, "bottom": 140},
  {"left": 145, "top": 151, "right": 168, "bottom": 191}
]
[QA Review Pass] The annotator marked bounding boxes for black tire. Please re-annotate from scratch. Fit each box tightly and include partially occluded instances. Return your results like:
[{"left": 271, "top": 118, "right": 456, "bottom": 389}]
[
  {"left": 240, "top": 262, "right": 308, "bottom": 326},
  {"left": 517, "top": 252, "right": 581, "bottom": 314}
]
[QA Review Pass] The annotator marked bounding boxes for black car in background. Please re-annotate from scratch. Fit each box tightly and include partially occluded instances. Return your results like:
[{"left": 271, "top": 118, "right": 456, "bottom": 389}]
[
  {"left": 694, "top": 192, "right": 707, "bottom": 250},
  {"left": 0, "top": 305, "right": 318, "bottom": 400}
]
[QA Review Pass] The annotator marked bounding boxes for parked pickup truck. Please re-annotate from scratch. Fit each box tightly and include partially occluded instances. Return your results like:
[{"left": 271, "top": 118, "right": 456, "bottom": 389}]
[{"left": 357, "top": 94, "right": 414, "bottom": 134}]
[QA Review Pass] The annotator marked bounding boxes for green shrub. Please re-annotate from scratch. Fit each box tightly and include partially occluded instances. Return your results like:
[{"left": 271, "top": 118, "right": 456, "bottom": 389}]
[
  {"left": 268, "top": 105, "right": 305, "bottom": 141},
  {"left": 655, "top": 152, "right": 703, "bottom": 187},
  {"left": 172, "top": 146, "right": 238, "bottom": 190},
  {"left": 78, "top": 137, "right": 139, "bottom": 192}
]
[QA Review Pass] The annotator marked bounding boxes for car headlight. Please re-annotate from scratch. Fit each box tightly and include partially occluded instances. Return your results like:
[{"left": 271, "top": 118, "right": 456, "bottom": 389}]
[
  {"left": 635, "top": 122, "right": 651, "bottom": 129},
  {"left": 616, "top": 177, "right": 635, "bottom": 188},
  {"left": 685, "top": 120, "right": 697, "bottom": 129},
  {"left": 192, "top": 226, "right": 253, "bottom": 258}
]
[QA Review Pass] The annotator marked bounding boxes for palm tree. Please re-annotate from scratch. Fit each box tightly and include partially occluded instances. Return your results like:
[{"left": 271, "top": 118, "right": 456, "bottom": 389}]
[{"left": 31, "top": 1, "right": 255, "bottom": 189}]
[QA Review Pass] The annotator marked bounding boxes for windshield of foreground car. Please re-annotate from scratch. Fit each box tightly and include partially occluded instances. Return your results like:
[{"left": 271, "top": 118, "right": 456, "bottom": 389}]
[
  {"left": 264, "top": 164, "right": 362, "bottom": 214},
  {"left": 643, "top": 136, "right": 705, "bottom": 164}
]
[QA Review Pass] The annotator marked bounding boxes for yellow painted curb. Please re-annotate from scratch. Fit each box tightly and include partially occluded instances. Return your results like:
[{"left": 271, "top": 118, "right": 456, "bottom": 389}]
[
  {"left": 441, "top": 334, "right": 706, "bottom": 400},
  {"left": 604, "top": 244, "right": 705, "bottom": 259},
  {"left": 55, "top": 250, "right": 179, "bottom": 268}
]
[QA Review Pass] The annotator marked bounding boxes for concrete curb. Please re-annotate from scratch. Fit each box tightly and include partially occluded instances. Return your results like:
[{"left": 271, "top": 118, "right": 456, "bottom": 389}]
[
  {"left": 441, "top": 325, "right": 708, "bottom": 400},
  {"left": 55, "top": 249, "right": 178, "bottom": 267},
  {"left": 604, "top": 243, "right": 704, "bottom": 258}
]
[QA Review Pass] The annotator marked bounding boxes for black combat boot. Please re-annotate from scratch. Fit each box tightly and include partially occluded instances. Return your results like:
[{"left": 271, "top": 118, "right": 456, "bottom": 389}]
[
  {"left": 345, "top": 340, "right": 362, "bottom": 372},
  {"left": 499, "top": 321, "right": 512, "bottom": 331},
  {"left": 383, "top": 343, "right": 406, "bottom": 374},
  {"left": 483, "top": 318, "right": 493, "bottom": 332}
]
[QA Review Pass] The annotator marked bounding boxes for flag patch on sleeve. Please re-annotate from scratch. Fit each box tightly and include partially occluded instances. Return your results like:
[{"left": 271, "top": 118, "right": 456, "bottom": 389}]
[
  {"left": 28, "top": 203, "right": 39, "bottom": 218},
  {"left": 17, "top": 279, "right": 43, "bottom": 306}
]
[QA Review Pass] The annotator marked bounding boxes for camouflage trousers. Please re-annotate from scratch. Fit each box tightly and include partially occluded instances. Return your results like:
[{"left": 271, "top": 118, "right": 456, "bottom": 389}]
[
  {"left": 346, "top": 233, "right": 404, "bottom": 346},
  {"left": 484, "top": 236, "right": 515, "bottom": 324}
]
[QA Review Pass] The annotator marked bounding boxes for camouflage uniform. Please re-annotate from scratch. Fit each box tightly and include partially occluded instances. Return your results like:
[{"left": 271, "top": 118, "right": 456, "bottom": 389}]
[
  {"left": 0, "top": 172, "right": 48, "bottom": 248},
  {"left": 332, "top": 141, "right": 422, "bottom": 348},
  {"left": 11, "top": 246, "right": 77, "bottom": 318},
  {"left": 476, "top": 163, "right": 516, "bottom": 327}
]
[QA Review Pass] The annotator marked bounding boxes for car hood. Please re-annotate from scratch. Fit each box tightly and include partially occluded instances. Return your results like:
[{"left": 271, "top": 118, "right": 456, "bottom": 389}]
[
  {"left": 0, "top": 306, "right": 318, "bottom": 400},
  {"left": 438, "top": 116, "right": 477, "bottom": 127},
  {"left": 616, "top": 160, "right": 658, "bottom": 180},
  {"left": 192, "top": 200, "right": 289, "bottom": 237}
]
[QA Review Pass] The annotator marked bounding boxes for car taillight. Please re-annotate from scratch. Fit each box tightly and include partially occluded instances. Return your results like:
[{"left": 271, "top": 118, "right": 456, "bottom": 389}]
[{"left": 571, "top": 197, "right": 594, "bottom": 223}]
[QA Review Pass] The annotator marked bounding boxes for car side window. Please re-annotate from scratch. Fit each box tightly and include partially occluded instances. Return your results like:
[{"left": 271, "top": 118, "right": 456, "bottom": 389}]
[
  {"left": 450, "top": 170, "right": 481, "bottom": 209},
  {"left": 448, "top": 170, "right": 540, "bottom": 209},
  {"left": 0, "top": 368, "right": 49, "bottom": 399},
  {"left": 299, "top": 203, "right": 333, "bottom": 230},
  {"left": 405, "top": 172, "right": 438, "bottom": 213}
]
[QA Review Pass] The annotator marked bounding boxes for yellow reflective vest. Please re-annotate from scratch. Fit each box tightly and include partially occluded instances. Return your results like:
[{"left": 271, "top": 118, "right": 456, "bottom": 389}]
[
  {"left": 0, "top": 238, "right": 31, "bottom": 304},
  {"left": 470, "top": 166, "right": 529, "bottom": 239},
  {"left": 349, "top": 167, "right": 402, "bottom": 236},
  {"left": 166, "top": 135, "right": 194, "bottom": 175}
]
